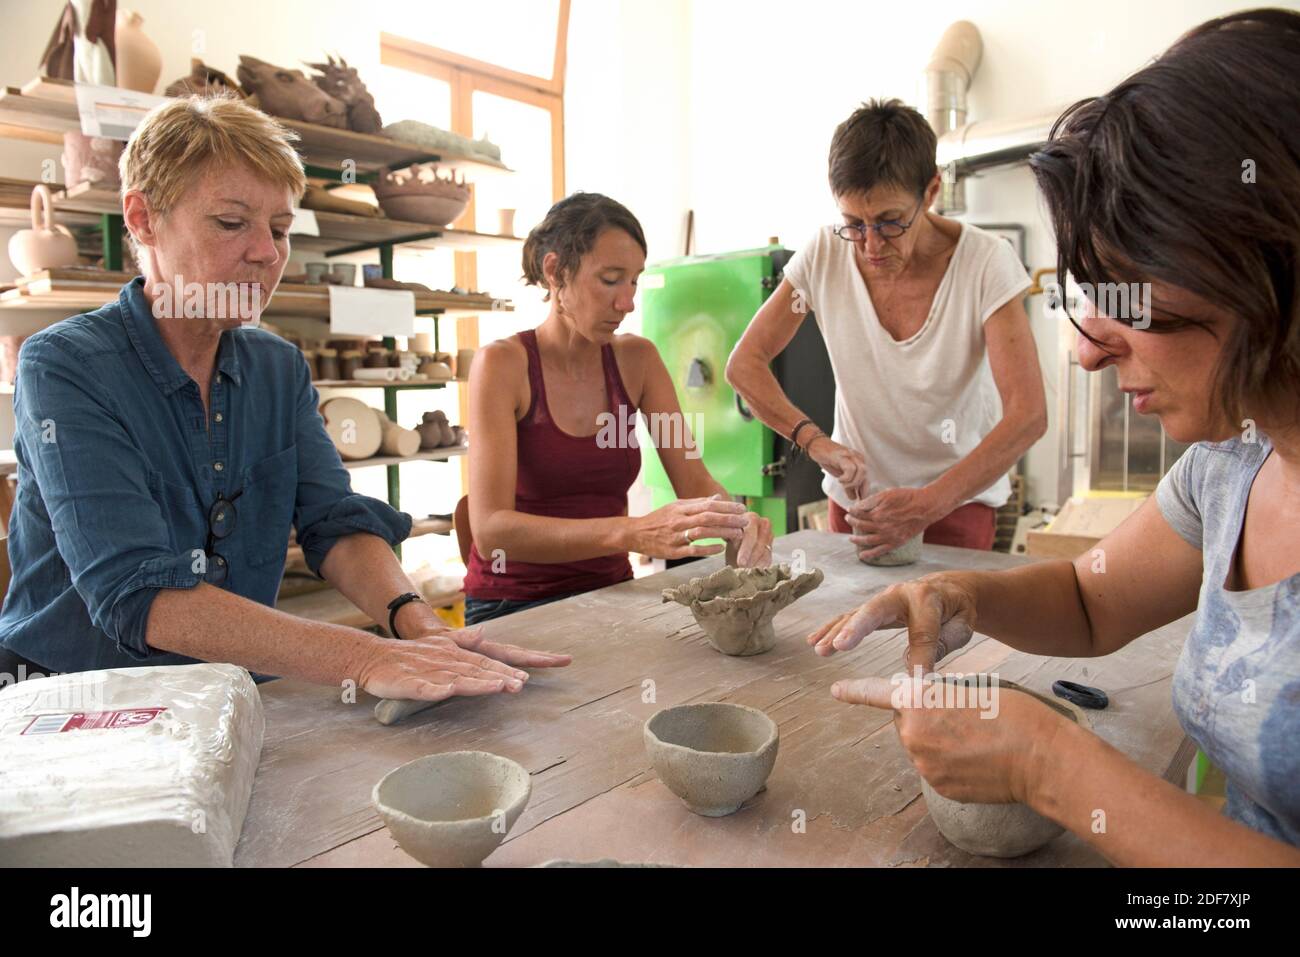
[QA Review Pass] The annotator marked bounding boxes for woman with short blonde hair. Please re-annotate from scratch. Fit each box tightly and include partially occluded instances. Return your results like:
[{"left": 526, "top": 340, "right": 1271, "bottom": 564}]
[{"left": 0, "top": 94, "right": 569, "bottom": 700}]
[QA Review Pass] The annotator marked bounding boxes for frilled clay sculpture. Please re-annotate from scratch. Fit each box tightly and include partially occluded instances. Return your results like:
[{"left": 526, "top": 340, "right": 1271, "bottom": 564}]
[
  {"left": 306, "top": 55, "right": 382, "bottom": 134},
  {"left": 919, "top": 675, "right": 1090, "bottom": 858},
  {"left": 237, "top": 55, "right": 347, "bottom": 128},
  {"left": 662, "top": 564, "right": 823, "bottom": 656},
  {"left": 372, "top": 164, "right": 471, "bottom": 225}
]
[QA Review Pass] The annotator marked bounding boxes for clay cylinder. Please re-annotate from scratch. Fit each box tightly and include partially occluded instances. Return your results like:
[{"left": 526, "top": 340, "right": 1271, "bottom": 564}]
[
  {"left": 373, "top": 407, "right": 421, "bottom": 457},
  {"left": 320, "top": 397, "right": 382, "bottom": 460}
]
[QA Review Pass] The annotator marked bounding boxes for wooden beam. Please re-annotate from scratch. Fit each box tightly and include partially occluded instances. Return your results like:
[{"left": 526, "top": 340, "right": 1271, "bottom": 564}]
[
  {"left": 380, "top": 32, "right": 560, "bottom": 97},
  {"left": 553, "top": 0, "right": 572, "bottom": 96}
]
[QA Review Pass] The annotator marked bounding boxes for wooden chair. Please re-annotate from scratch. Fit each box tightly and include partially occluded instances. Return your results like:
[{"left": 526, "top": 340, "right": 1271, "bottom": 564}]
[{"left": 453, "top": 496, "right": 473, "bottom": 566}]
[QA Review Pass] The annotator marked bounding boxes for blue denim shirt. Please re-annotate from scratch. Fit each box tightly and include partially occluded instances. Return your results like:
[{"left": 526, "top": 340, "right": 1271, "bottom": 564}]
[{"left": 0, "top": 278, "right": 411, "bottom": 673}]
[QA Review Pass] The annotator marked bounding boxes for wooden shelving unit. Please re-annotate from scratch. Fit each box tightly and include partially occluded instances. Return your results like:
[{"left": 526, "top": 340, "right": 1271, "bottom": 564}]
[
  {"left": 314, "top": 378, "right": 455, "bottom": 389},
  {"left": 341, "top": 446, "right": 466, "bottom": 470},
  {"left": 6, "top": 77, "right": 513, "bottom": 178},
  {"left": 0, "top": 272, "right": 512, "bottom": 320},
  {"left": 49, "top": 183, "right": 522, "bottom": 255}
]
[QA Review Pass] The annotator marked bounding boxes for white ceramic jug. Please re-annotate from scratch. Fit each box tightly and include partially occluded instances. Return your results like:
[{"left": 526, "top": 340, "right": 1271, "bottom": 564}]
[{"left": 7, "top": 185, "right": 79, "bottom": 278}]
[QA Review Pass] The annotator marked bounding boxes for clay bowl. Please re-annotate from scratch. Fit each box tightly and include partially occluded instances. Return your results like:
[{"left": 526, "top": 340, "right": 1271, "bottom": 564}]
[
  {"left": 919, "top": 675, "right": 1089, "bottom": 858},
  {"left": 375, "top": 193, "right": 469, "bottom": 226},
  {"left": 372, "top": 175, "right": 471, "bottom": 226},
  {"left": 861, "top": 533, "right": 923, "bottom": 567},
  {"left": 661, "top": 563, "right": 824, "bottom": 656},
  {"left": 644, "top": 703, "right": 779, "bottom": 817},
  {"left": 372, "top": 751, "right": 531, "bottom": 867}
]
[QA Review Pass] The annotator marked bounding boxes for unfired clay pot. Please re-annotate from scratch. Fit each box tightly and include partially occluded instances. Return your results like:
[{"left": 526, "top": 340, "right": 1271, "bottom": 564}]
[
  {"left": 919, "top": 675, "right": 1090, "bottom": 858},
  {"left": 372, "top": 164, "right": 470, "bottom": 225},
  {"left": 372, "top": 751, "right": 531, "bottom": 867},
  {"left": 644, "top": 703, "right": 779, "bottom": 817},
  {"left": 8, "top": 186, "right": 79, "bottom": 278},
  {"left": 115, "top": 10, "right": 162, "bottom": 93},
  {"left": 862, "top": 533, "right": 923, "bottom": 567},
  {"left": 662, "top": 563, "right": 824, "bottom": 656}
]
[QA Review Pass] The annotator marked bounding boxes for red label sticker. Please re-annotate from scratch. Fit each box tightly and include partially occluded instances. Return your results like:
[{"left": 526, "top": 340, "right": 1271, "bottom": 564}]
[{"left": 20, "top": 708, "right": 167, "bottom": 735}]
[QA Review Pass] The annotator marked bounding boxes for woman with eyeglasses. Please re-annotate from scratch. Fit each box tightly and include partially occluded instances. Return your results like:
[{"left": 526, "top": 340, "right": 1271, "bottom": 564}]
[
  {"left": 727, "top": 99, "right": 1047, "bottom": 561},
  {"left": 0, "top": 95, "right": 570, "bottom": 700},
  {"left": 813, "top": 9, "right": 1300, "bottom": 864}
]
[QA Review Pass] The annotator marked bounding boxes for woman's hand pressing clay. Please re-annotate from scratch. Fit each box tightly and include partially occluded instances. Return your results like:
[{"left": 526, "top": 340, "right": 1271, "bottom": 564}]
[
  {"left": 806, "top": 572, "right": 977, "bottom": 670},
  {"left": 846, "top": 487, "right": 939, "bottom": 562},
  {"left": 806, "top": 435, "right": 868, "bottom": 500},
  {"left": 631, "top": 495, "right": 751, "bottom": 560},
  {"left": 726, "top": 511, "right": 775, "bottom": 568},
  {"left": 353, "top": 627, "right": 571, "bottom": 703},
  {"left": 829, "top": 672, "right": 1072, "bottom": 806}
]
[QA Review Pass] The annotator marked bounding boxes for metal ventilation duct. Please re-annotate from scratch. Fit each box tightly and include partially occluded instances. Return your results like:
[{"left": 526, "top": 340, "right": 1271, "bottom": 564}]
[
  {"left": 921, "top": 21, "right": 1066, "bottom": 213},
  {"left": 921, "top": 21, "right": 983, "bottom": 213}
]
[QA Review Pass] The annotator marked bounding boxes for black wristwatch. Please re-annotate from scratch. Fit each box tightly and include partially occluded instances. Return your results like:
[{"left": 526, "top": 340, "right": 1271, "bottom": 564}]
[{"left": 386, "top": 591, "right": 427, "bottom": 640}]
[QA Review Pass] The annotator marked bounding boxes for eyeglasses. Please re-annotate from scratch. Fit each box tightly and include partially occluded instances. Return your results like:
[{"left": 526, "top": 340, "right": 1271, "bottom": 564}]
[
  {"left": 203, "top": 489, "right": 243, "bottom": 585},
  {"left": 833, "top": 197, "right": 925, "bottom": 242}
]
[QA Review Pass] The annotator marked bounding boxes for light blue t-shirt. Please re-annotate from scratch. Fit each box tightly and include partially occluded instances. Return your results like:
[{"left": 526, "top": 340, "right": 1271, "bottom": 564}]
[{"left": 1156, "top": 436, "right": 1300, "bottom": 846}]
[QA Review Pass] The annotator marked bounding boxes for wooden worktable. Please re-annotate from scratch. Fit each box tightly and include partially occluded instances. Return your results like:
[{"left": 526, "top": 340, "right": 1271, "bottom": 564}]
[{"left": 235, "top": 530, "right": 1194, "bottom": 867}]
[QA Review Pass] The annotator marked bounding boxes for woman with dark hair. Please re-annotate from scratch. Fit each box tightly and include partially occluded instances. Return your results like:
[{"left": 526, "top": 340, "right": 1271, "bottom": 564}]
[
  {"left": 812, "top": 8, "right": 1300, "bottom": 864},
  {"left": 463, "top": 193, "right": 773, "bottom": 625},
  {"left": 727, "top": 98, "right": 1047, "bottom": 561}
]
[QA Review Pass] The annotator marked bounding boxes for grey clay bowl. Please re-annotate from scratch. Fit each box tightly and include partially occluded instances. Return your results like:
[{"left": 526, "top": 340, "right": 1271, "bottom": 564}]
[
  {"left": 372, "top": 751, "right": 531, "bottom": 867},
  {"left": 919, "top": 676, "right": 1088, "bottom": 858},
  {"left": 861, "top": 533, "right": 923, "bottom": 566},
  {"left": 644, "top": 703, "right": 779, "bottom": 817}
]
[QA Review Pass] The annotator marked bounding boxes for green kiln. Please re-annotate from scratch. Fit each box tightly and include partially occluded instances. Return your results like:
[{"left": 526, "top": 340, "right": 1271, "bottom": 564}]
[{"left": 640, "top": 243, "right": 835, "bottom": 535}]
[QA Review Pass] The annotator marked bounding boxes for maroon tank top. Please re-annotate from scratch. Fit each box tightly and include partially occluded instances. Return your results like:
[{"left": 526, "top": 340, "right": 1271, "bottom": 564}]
[{"left": 463, "top": 329, "right": 642, "bottom": 601}]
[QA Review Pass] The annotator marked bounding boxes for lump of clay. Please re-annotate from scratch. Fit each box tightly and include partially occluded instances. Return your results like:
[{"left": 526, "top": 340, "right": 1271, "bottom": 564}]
[
  {"left": 862, "top": 533, "right": 922, "bottom": 567},
  {"left": 920, "top": 675, "right": 1089, "bottom": 858},
  {"left": 237, "top": 55, "right": 347, "bottom": 128},
  {"left": 417, "top": 410, "right": 455, "bottom": 449},
  {"left": 383, "top": 120, "right": 502, "bottom": 162},
  {"left": 0, "top": 663, "right": 264, "bottom": 866},
  {"left": 662, "top": 563, "right": 823, "bottom": 656}
]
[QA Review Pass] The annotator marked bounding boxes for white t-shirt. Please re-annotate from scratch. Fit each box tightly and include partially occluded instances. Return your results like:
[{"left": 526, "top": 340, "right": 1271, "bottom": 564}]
[{"left": 782, "top": 222, "right": 1031, "bottom": 511}]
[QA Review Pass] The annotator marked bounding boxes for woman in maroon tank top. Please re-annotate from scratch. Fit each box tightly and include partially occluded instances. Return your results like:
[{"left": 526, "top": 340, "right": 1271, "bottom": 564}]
[{"left": 463, "top": 194, "right": 773, "bottom": 624}]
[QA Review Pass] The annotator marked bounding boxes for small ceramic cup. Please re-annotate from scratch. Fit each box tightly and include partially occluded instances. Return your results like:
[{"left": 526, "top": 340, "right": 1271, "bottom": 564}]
[{"left": 305, "top": 262, "right": 330, "bottom": 284}]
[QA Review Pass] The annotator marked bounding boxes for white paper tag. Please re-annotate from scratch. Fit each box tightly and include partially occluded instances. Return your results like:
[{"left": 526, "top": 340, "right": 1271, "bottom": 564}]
[
  {"left": 328, "top": 285, "right": 416, "bottom": 337},
  {"left": 73, "top": 83, "right": 170, "bottom": 140},
  {"left": 290, "top": 208, "right": 320, "bottom": 236}
]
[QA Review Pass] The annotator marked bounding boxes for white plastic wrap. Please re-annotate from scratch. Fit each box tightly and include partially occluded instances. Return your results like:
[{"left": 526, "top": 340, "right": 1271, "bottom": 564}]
[{"left": 0, "top": 663, "right": 265, "bottom": 867}]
